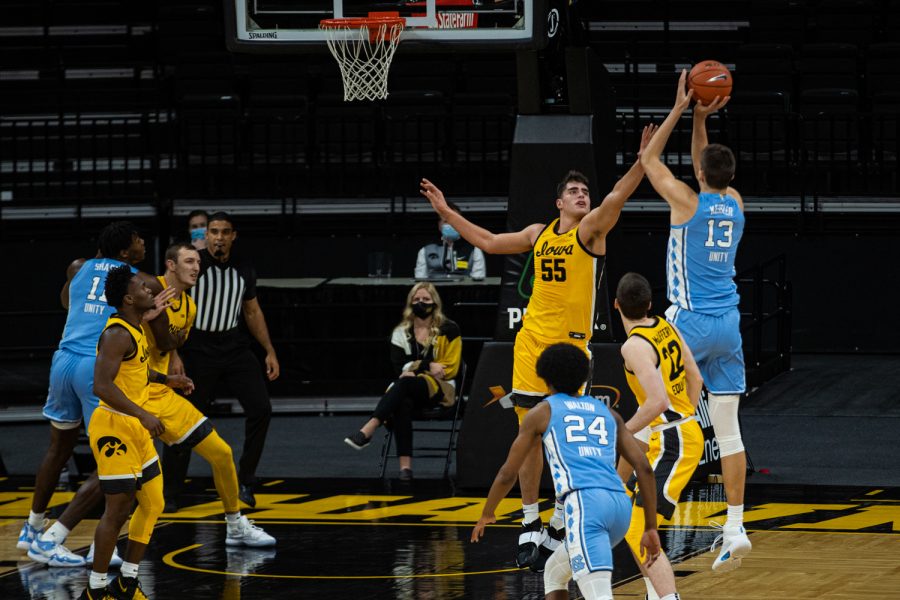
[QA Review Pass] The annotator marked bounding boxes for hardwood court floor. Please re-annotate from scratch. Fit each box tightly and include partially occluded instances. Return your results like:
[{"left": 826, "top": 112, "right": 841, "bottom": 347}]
[{"left": 1, "top": 476, "right": 899, "bottom": 599}]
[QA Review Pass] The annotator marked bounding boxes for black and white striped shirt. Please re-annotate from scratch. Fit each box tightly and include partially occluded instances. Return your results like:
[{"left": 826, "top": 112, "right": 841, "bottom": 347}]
[{"left": 190, "top": 249, "right": 258, "bottom": 333}]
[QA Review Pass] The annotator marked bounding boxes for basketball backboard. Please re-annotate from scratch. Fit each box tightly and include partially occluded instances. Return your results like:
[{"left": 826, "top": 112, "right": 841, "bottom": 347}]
[{"left": 226, "top": 0, "right": 547, "bottom": 50}]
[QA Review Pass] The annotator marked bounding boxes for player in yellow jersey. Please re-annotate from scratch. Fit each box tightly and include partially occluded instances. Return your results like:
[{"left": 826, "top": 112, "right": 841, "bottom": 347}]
[
  {"left": 148, "top": 243, "right": 275, "bottom": 545},
  {"left": 82, "top": 265, "right": 193, "bottom": 600},
  {"left": 420, "top": 124, "right": 657, "bottom": 571},
  {"left": 614, "top": 272, "right": 704, "bottom": 600}
]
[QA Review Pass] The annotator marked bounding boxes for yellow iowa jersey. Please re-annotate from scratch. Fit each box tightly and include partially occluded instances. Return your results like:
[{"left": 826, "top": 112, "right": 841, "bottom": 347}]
[
  {"left": 98, "top": 315, "right": 150, "bottom": 409},
  {"left": 521, "top": 218, "right": 605, "bottom": 343},
  {"left": 624, "top": 317, "right": 694, "bottom": 426},
  {"left": 145, "top": 276, "right": 195, "bottom": 381}
]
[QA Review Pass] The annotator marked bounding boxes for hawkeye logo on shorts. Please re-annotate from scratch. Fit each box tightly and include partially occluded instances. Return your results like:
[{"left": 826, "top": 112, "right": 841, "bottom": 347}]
[{"left": 97, "top": 436, "right": 128, "bottom": 458}]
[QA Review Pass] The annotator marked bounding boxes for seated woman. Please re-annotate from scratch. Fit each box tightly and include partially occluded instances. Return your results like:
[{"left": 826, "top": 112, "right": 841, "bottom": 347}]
[{"left": 344, "top": 282, "right": 462, "bottom": 480}]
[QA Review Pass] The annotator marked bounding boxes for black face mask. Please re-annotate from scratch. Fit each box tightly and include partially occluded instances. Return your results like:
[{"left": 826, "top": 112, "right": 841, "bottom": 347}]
[{"left": 412, "top": 302, "right": 435, "bottom": 319}]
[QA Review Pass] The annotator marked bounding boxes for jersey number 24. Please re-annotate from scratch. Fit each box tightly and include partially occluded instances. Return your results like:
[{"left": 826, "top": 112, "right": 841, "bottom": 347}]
[{"left": 564, "top": 415, "right": 609, "bottom": 445}]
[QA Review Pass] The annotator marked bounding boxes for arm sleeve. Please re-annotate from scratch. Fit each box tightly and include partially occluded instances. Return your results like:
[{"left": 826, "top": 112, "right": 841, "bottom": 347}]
[
  {"left": 414, "top": 247, "right": 427, "bottom": 279},
  {"left": 471, "top": 248, "right": 486, "bottom": 280},
  {"left": 435, "top": 320, "right": 462, "bottom": 381}
]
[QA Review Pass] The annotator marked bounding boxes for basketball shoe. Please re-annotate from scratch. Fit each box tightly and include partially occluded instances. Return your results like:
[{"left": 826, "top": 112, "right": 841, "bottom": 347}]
[
  {"left": 531, "top": 524, "right": 565, "bottom": 573},
  {"left": 78, "top": 585, "right": 115, "bottom": 600},
  {"left": 516, "top": 518, "right": 546, "bottom": 568},
  {"left": 27, "top": 534, "right": 86, "bottom": 567},
  {"left": 86, "top": 543, "right": 125, "bottom": 568},
  {"left": 17, "top": 519, "right": 47, "bottom": 551},
  {"left": 226, "top": 515, "right": 276, "bottom": 547},
  {"left": 710, "top": 521, "right": 752, "bottom": 572},
  {"left": 108, "top": 576, "right": 150, "bottom": 600}
]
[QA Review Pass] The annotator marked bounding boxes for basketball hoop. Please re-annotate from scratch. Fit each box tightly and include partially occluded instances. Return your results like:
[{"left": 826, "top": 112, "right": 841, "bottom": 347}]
[{"left": 319, "top": 16, "right": 405, "bottom": 102}]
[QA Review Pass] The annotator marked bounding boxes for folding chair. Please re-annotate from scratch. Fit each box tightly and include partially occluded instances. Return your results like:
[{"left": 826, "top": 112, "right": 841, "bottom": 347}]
[{"left": 378, "top": 362, "right": 467, "bottom": 480}]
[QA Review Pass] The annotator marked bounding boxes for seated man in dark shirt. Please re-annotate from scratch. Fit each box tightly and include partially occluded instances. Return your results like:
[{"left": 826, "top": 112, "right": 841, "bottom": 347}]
[{"left": 415, "top": 202, "right": 486, "bottom": 280}]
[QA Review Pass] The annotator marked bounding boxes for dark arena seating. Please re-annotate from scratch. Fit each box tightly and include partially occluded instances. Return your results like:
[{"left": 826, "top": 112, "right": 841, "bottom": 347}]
[{"left": 1, "top": 2, "right": 899, "bottom": 597}]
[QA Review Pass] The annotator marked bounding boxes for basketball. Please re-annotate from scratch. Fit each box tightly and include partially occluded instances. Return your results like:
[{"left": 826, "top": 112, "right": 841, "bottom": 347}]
[{"left": 689, "top": 60, "right": 733, "bottom": 105}]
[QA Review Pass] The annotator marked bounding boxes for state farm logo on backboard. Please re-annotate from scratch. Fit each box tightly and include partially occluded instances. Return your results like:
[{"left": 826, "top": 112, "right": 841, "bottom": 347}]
[{"left": 436, "top": 12, "right": 478, "bottom": 28}]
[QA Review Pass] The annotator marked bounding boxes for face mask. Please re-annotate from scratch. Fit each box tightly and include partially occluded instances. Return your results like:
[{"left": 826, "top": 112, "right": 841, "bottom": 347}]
[
  {"left": 412, "top": 302, "right": 435, "bottom": 319},
  {"left": 441, "top": 223, "right": 460, "bottom": 242},
  {"left": 190, "top": 227, "right": 206, "bottom": 241}
]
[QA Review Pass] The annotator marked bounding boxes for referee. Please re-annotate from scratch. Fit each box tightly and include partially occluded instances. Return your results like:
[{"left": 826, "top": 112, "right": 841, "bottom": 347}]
[{"left": 162, "top": 211, "right": 280, "bottom": 510}]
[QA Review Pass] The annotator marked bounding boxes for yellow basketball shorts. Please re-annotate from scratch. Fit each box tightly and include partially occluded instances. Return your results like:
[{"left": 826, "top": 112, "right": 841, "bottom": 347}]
[
  {"left": 635, "top": 418, "right": 704, "bottom": 519},
  {"left": 145, "top": 385, "right": 213, "bottom": 449},
  {"left": 88, "top": 406, "right": 160, "bottom": 494},
  {"left": 512, "top": 328, "right": 590, "bottom": 423}
]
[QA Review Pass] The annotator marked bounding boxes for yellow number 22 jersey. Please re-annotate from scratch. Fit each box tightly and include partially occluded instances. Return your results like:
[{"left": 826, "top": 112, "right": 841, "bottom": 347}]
[{"left": 624, "top": 316, "right": 694, "bottom": 427}]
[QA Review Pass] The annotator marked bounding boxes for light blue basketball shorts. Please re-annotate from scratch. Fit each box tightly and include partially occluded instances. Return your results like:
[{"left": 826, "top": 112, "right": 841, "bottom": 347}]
[
  {"left": 564, "top": 488, "right": 632, "bottom": 580},
  {"left": 665, "top": 304, "right": 746, "bottom": 395},
  {"left": 43, "top": 348, "right": 99, "bottom": 428}
]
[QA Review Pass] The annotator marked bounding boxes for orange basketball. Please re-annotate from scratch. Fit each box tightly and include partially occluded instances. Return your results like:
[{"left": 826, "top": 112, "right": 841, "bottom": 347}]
[{"left": 688, "top": 60, "right": 733, "bottom": 105}]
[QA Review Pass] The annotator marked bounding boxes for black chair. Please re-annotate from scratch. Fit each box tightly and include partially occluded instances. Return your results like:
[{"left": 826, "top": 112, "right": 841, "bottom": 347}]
[{"left": 378, "top": 361, "right": 467, "bottom": 480}]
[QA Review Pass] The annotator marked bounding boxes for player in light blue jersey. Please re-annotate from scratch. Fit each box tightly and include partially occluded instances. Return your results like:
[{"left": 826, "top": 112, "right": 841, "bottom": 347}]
[
  {"left": 17, "top": 222, "right": 176, "bottom": 568},
  {"left": 472, "top": 344, "right": 661, "bottom": 600},
  {"left": 640, "top": 71, "right": 752, "bottom": 572}
]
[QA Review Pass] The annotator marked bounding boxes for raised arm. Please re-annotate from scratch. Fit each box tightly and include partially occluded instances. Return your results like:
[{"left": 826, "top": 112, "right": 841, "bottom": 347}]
[
  {"left": 640, "top": 70, "right": 699, "bottom": 223},
  {"left": 692, "top": 96, "right": 731, "bottom": 182},
  {"left": 579, "top": 124, "right": 657, "bottom": 245},
  {"left": 420, "top": 178, "right": 544, "bottom": 254},
  {"left": 470, "top": 403, "right": 549, "bottom": 542}
]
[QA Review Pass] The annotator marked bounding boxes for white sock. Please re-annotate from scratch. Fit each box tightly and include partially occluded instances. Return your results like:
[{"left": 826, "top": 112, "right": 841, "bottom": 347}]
[
  {"left": 28, "top": 511, "right": 45, "bottom": 529},
  {"left": 548, "top": 500, "right": 565, "bottom": 531},
  {"left": 120, "top": 561, "right": 139, "bottom": 579},
  {"left": 522, "top": 502, "right": 540, "bottom": 525},
  {"left": 644, "top": 577, "right": 660, "bottom": 600},
  {"left": 225, "top": 512, "right": 241, "bottom": 525},
  {"left": 89, "top": 571, "right": 108, "bottom": 589},
  {"left": 44, "top": 521, "right": 70, "bottom": 544},
  {"left": 726, "top": 504, "right": 744, "bottom": 528}
]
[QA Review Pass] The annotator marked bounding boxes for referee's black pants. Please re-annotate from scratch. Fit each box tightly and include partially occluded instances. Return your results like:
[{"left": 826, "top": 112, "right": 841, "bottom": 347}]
[{"left": 162, "top": 337, "right": 272, "bottom": 502}]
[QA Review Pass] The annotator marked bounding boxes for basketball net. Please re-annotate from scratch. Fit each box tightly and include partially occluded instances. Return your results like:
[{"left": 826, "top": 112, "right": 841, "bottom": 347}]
[{"left": 319, "top": 17, "right": 404, "bottom": 102}]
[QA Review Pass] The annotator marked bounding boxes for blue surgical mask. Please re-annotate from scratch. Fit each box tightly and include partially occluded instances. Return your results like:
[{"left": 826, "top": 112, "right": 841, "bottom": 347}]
[
  {"left": 190, "top": 227, "right": 206, "bottom": 241},
  {"left": 441, "top": 223, "right": 460, "bottom": 242}
]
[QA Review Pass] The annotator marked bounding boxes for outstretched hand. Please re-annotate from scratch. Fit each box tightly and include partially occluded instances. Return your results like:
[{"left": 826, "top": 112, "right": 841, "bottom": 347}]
[
  {"left": 420, "top": 178, "right": 450, "bottom": 215},
  {"left": 674, "top": 69, "right": 694, "bottom": 113},
  {"left": 694, "top": 95, "right": 730, "bottom": 117},
  {"left": 470, "top": 514, "right": 497, "bottom": 543},
  {"left": 144, "top": 286, "right": 178, "bottom": 321},
  {"left": 636, "top": 123, "right": 659, "bottom": 158}
]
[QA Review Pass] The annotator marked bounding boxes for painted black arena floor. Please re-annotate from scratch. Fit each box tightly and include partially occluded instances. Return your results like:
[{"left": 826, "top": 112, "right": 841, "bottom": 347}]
[{"left": 3, "top": 476, "right": 900, "bottom": 599}]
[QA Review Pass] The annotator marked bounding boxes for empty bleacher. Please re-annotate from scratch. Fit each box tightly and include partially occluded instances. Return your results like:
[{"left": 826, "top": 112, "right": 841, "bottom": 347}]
[{"left": 1, "top": 0, "right": 899, "bottom": 208}]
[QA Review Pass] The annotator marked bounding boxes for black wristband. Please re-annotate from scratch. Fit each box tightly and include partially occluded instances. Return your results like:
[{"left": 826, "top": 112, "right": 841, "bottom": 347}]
[{"left": 151, "top": 371, "right": 168, "bottom": 385}]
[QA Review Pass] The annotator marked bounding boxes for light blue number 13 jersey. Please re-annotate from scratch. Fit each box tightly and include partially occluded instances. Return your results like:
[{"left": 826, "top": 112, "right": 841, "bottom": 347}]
[{"left": 667, "top": 192, "right": 745, "bottom": 315}]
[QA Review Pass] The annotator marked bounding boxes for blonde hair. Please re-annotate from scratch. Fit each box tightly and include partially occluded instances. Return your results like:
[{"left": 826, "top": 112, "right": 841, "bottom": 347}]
[{"left": 398, "top": 282, "right": 446, "bottom": 353}]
